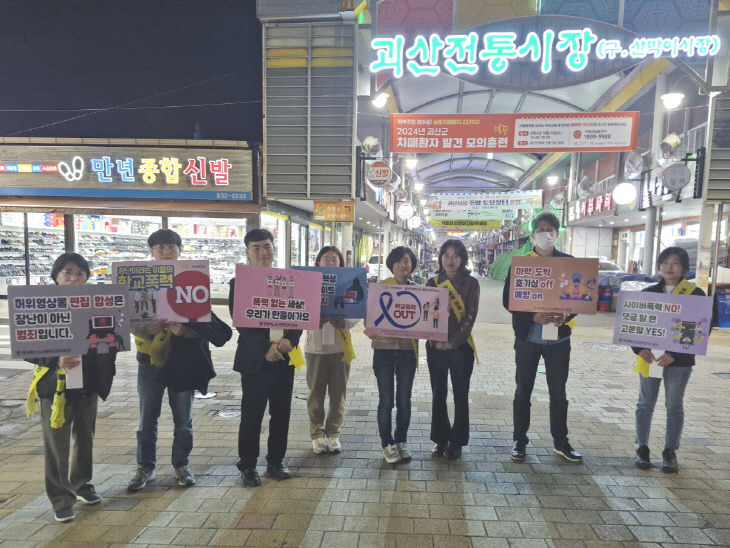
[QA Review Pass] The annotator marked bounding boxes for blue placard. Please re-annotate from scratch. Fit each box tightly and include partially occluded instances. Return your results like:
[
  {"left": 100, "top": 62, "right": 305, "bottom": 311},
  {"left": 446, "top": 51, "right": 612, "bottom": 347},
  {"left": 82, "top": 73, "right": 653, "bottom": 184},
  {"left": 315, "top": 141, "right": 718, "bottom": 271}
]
[{"left": 293, "top": 267, "right": 367, "bottom": 319}]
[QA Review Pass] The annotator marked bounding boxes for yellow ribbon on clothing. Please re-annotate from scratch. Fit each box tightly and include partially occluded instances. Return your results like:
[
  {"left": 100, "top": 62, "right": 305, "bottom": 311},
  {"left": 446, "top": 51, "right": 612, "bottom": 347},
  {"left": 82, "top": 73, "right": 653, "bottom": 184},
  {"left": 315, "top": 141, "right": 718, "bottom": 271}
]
[
  {"left": 26, "top": 364, "right": 67, "bottom": 428},
  {"left": 435, "top": 278, "right": 479, "bottom": 362},
  {"left": 134, "top": 326, "right": 172, "bottom": 367},
  {"left": 634, "top": 279, "right": 699, "bottom": 376},
  {"left": 336, "top": 328, "right": 356, "bottom": 364}
]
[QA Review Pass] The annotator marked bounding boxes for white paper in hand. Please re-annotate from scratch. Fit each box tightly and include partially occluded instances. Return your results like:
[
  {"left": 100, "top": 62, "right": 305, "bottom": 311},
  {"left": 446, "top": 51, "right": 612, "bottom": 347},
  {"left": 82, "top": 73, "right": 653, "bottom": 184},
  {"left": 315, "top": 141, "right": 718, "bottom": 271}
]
[
  {"left": 648, "top": 361, "right": 664, "bottom": 379},
  {"left": 322, "top": 322, "right": 336, "bottom": 346},
  {"left": 64, "top": 356, "right": 84, "bottom": 389},
  {"left": 542, "top": 324, "right": 559, "bottom": 341},
  {"left": 270, "top": 329, "right": 284, "bottom": 342}
]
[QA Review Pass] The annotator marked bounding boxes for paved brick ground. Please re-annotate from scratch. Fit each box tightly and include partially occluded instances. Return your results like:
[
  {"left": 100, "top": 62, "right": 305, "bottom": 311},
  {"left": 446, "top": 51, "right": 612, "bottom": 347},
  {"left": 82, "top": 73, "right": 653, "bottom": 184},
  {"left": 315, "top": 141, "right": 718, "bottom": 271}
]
[{"left": 1, "top": 280, "right": 729, "bottom": 547}]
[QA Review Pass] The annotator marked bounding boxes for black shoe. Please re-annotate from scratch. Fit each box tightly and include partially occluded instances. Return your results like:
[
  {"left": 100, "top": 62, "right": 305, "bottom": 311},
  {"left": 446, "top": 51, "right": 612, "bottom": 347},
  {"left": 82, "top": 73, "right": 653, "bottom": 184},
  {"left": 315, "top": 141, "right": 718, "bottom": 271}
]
[
  {"left": 635, "top": 445, "right": 651, "bottom": 469},
  {"left": 662, "top": 449, "right": 678, "bottom": 473},
  {"left": 446, "top": 444, "right": 462, "bottom": 460},
  {"left": 510, "top": 441, "right": 526, "bottom": 462},
  {"left": 266, "top": 463, "right": 291, "bottom": 480},
  {"left": 554, "top": 441, "right": 582, "bottom": 462},
  {"left": 241, "top": 467, "right": 261, "bottom": 487},
  {"left": 432, "top": 443, "right": 447, "bottom": 457}
]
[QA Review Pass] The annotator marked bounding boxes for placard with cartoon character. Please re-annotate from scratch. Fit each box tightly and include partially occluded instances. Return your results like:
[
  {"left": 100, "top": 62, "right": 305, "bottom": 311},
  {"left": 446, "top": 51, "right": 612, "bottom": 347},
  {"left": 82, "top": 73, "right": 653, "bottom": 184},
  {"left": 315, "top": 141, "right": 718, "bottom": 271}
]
[
  {"left": 365, "top": 284, "right": 449, "bottom": 341},
  {"left": 613, "top": 291, "right": 713, "bottom": 355},
  {"left": 293, "top": 266, "right": 367, "bottom": 319},
  {"left": 8, "top": 284, "right": 131, "bottom": 359},
  {"left": 232, "top": 265, "right": 322, "bottom": 329},
  {"left": 112, "top": 260, "right": 211, "bottom": 326},
  {"left": 508, "top": 256, "right": 599, "bottom": 315}
]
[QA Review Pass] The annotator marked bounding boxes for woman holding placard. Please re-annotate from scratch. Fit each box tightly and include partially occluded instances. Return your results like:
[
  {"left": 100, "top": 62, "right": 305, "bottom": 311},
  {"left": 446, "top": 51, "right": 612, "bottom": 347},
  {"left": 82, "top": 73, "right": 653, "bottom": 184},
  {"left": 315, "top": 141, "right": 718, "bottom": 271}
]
[
  {"left": 426, "top": 240, "right": 480, "bottom": 460},
  {"left": 25, "top": 253, "right": 117, "bottom": 522},
  {"left": 305, "top": 246, "right": 358, "bottom": 455},
  {"left": 632, "top": 247, "right": 706, "bottom": 473},
  {"left": 365, "top": 246, "right": 419, "bottom": 464}
]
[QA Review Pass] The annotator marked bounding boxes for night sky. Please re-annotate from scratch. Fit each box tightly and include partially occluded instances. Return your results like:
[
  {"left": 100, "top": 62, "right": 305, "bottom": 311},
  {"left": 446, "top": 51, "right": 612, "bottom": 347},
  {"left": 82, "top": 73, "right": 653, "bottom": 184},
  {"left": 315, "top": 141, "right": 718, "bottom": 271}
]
[{"left": 0, "top": 0, "right": 262, "bottom": 143}]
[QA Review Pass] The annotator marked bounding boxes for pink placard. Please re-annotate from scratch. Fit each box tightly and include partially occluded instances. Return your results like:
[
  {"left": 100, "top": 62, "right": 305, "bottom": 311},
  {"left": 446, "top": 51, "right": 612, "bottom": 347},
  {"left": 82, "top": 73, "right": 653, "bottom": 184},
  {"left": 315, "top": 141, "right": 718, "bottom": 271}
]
[
  {"left": 365, "top": 284, "right": 449, "bottom": 341},
  {"left": 232, "top": 265, "right": 322, "bottom": 330}
]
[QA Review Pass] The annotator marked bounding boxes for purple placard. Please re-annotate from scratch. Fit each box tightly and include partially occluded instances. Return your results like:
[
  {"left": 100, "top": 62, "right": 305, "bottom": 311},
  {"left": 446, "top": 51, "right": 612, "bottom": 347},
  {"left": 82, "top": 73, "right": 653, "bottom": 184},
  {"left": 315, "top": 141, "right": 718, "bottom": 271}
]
[{"left": 613, "top": 291, "right": 713, "bottom": 355}]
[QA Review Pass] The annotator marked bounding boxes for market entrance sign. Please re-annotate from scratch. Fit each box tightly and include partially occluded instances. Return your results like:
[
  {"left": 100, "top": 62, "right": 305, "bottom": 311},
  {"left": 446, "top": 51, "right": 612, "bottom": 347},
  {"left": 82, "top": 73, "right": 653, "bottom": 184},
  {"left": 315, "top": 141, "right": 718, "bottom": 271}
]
[
  {"left": 392, "top": 112, "right": 638, "bottom": 154},
  {"left": 371, "top": 16, "right": 721, "bottom": 90},
  {"left": 0, "top": 144, "right": 254, "bottom": 201}
]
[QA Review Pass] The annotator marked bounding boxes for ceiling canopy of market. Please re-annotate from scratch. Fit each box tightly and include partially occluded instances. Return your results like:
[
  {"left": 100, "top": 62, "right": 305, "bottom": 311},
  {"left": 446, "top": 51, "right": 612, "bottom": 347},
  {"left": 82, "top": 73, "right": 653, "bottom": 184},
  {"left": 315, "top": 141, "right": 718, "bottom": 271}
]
[{"left": 356, "top": 1, "right": 723, "bottom": 234}]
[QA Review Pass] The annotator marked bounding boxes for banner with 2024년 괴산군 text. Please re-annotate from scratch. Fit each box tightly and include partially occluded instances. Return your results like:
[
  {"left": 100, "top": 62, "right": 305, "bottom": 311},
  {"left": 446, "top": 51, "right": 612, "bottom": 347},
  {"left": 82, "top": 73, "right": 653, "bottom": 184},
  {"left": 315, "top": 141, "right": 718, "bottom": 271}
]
[
  {"left": 112, "top": 260, "right": 211, "bottom": 326},
  {"left": 293, "top": 266, "right": 367, "bottom": 319},
  {"left": 8, "top": 284, "right": 131, "bottom": 360},
  {"left": 232, "top": 265, "right": 322, "bottom": 330},
  {"left": 613, "top": 291, "right": 713, "bottom": 356},
  {"left": 391, "top": 112, "right": 639, "bottom": 154},
  {"left": 366, "top": 284, "right": 449, "bottom": 341},
  {"left": 508, "top": 256, "right": 599, "bottom": 315}
]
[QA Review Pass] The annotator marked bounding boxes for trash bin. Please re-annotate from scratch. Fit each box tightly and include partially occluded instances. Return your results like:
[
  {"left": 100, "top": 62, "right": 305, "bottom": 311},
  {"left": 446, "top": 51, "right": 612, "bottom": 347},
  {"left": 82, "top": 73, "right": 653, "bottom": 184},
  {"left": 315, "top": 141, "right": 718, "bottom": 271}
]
[{"left": 716, "top": 289, "right": 730, "bottom": 327}]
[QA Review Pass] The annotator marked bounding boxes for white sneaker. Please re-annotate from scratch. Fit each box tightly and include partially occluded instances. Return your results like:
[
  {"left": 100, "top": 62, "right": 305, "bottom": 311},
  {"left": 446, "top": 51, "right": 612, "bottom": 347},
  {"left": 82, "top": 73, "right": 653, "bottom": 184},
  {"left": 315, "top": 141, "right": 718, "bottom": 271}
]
[
  {"left": 326, "top": 437, "right": 342, "bottom": 453},
  {"left": 382, "top": 444, "right": 401, "bottom": 464},
  {"left": 312, "top": 438, "right": 328, "bottom": 454},
  {"left": 396, "top": 442, "right": 412, "bottom": 462}
]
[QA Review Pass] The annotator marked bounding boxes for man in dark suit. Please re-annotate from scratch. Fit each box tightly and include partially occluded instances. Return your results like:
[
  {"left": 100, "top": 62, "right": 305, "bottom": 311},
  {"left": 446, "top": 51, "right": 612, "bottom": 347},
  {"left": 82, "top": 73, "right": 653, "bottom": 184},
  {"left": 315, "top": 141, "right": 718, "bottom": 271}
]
[{"left": 229, "top": 229, "right": 302, "bottom": 486}]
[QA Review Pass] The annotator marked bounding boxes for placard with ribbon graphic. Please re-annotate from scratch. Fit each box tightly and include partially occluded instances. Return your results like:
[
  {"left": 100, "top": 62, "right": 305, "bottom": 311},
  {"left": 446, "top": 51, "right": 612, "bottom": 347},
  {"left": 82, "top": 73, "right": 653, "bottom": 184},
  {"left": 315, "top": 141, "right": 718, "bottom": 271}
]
[
  {"left": 613, "top": 291, "right": 713, "bottom": 355},
  {"left": 112, "top": 260, "right": 211, "bottom": 326},
  {"left": 366, "top": 284, "right": 449, "bottom": 341},
  {"left": 293, "top": 267, "right": 367, "bottom": 319},
  {"left": 8, "top": 284, "right": 131, "bottom": 359},
  {"left": 508, "top": 256, "right": 599, "bottom": 315},
  {"left": 232, "top": 265, "right": 322, "bottom": 330}
]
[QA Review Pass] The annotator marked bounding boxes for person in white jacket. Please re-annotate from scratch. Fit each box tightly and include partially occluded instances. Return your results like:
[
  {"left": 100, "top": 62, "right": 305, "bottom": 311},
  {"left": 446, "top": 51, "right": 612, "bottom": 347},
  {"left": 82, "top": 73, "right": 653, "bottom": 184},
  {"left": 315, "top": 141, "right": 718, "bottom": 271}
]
[{"left": 305, "top": 246, "right": 358, "bottom": 454}]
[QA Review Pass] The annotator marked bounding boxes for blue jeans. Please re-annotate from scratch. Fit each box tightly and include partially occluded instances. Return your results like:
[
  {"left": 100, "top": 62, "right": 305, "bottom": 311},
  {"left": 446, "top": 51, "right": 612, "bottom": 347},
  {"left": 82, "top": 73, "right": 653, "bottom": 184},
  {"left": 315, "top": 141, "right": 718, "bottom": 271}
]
[
  {"left": 137, "top": 363, "right": 194, "bottom": 469},
  {"left": 635, "top": 366, "right": 692, "bottom": 451},
  {"left": 372, "top": 349, "right": 416, "bottom": 447}
]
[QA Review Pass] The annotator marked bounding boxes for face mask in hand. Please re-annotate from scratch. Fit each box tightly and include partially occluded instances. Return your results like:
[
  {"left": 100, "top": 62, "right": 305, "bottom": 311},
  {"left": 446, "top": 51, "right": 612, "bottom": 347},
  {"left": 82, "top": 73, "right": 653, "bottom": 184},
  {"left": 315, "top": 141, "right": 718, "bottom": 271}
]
[{"left": 533, "top": 232, "right": 557, "bottom": 249}]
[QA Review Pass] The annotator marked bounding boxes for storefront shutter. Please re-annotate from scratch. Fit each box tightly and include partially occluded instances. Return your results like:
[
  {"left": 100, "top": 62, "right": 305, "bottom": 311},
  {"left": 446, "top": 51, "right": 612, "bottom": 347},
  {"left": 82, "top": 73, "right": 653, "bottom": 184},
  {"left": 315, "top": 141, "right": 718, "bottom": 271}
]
[
  {"left": 263, "top": 21, "right": 356, "bottom": 199},
  {"left": 707, "top": 94, "right": 730, "bottom": 202}
]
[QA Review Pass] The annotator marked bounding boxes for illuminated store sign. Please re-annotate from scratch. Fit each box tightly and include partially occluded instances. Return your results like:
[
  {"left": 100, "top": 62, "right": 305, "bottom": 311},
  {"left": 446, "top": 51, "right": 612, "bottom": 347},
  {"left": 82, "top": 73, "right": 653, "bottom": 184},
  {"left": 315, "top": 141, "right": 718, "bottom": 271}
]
[
  {"left": 370, "top": 16, "right": 722, "bottom": 89},
  {"left": 0, "top": 145, "right": 254, "bottom": 201}
]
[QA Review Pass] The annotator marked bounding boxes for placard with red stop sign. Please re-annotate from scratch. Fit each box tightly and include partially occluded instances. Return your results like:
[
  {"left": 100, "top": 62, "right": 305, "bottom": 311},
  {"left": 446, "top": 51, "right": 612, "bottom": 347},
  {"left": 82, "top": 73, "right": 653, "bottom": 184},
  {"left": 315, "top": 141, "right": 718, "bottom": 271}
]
[{"left": 112, "top": 260, "right": 211, "bottom": 326}]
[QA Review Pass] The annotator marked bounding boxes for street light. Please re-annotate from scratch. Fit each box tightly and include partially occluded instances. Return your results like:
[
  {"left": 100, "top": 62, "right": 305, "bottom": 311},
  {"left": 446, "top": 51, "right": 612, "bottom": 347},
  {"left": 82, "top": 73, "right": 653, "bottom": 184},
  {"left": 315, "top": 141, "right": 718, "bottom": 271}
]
[
  {"left": 546, "top": 175, "right": 560, "bottom": 186},
  {"left": 660, "top": 92, "right": 685, "bottom": 110},
  {"left": 612, "top": 182, "right": 637, "bottom": 205},
  {"left": 372, "top": 92, "right": 389, "bottom": 108},
  {"left": 405, "top": 156, "right": 418, "bottom": 170},
  {"left": 413, "top": 180, "right": 424, "bottom": 192}
]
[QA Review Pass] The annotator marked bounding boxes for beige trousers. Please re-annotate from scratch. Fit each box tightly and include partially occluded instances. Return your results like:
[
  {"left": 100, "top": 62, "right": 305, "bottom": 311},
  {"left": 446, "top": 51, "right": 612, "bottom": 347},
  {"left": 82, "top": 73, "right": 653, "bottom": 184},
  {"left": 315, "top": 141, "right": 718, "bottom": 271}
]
[{"left": 306, "top": 352, "right": 350, "bottom": 439}]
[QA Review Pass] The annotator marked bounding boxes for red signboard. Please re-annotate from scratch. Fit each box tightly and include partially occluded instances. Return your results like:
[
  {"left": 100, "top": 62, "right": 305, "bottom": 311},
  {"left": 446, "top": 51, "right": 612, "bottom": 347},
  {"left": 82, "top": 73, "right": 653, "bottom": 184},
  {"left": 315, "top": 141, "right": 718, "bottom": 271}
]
[{"left": 390, "top": 112, "right": 639, "bottom": 154}]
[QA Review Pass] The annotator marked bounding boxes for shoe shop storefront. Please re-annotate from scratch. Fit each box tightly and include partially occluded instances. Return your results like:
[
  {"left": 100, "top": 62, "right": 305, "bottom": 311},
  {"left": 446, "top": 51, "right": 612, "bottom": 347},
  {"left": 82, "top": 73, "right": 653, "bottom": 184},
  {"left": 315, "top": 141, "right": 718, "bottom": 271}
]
[{"left": 0, "top": 138, "right": 261, "bottom": 299}]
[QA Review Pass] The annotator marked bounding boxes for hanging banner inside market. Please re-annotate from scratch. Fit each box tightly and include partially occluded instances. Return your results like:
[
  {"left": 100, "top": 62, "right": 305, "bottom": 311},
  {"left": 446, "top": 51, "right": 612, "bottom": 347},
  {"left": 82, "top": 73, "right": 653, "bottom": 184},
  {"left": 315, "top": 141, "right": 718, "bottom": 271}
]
[
  {"left": 427, "top": 190, "right": 542, "bottom": 229},
  {"left": 391, "top": 112, "right": 639, "bottom": 154}
]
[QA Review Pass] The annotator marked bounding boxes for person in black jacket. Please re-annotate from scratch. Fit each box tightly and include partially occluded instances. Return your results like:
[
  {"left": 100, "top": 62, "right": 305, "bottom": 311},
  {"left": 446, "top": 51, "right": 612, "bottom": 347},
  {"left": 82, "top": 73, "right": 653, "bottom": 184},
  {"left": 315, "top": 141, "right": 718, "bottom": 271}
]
[
  {"left": 632, "top": 247, "right": 707, "bottom": 473},
  {"left": 229, "top": 229, "right": 303, "bottom": 487},
  {"left": 503, "top": 213, "right": 583, "bottom": 464},
  {"left": 25, "top": 253, "right": 117, "bottom": 522}
]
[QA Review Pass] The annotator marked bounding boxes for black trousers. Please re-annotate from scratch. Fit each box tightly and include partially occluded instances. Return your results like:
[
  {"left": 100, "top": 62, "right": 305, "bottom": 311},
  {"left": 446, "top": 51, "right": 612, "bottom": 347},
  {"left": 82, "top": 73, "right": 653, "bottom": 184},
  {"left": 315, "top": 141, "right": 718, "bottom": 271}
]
[
  {"left": 427, "top": 342, "right": 474, "bottom": 447},
  {"left": 237, "top": 361, "right": 295, "bottom": 470},
  {"left": 513, "top": 338, "right": 571, "bottom": 446}
]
